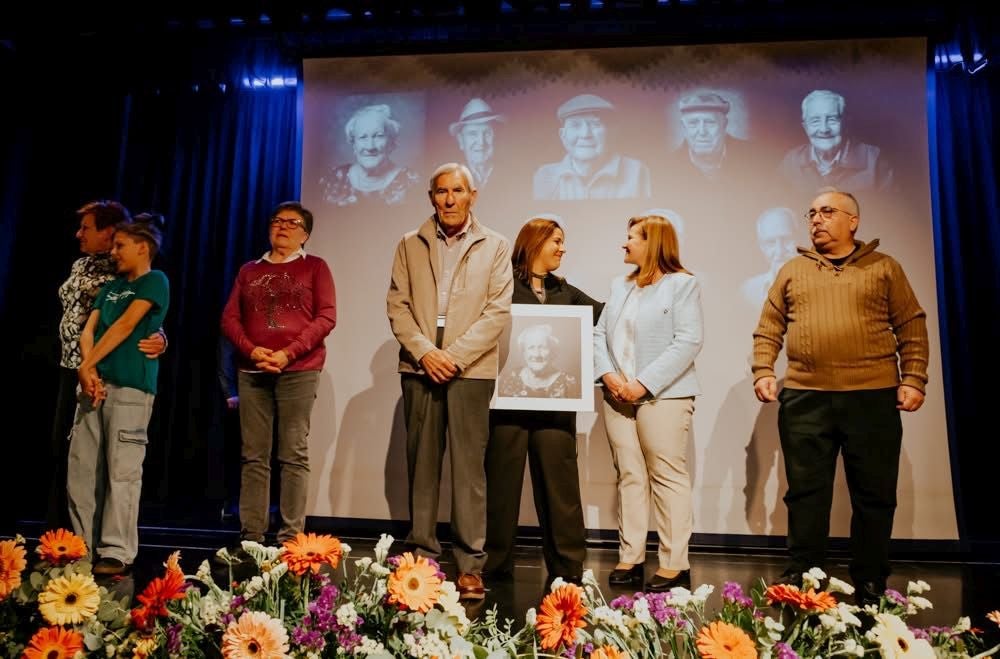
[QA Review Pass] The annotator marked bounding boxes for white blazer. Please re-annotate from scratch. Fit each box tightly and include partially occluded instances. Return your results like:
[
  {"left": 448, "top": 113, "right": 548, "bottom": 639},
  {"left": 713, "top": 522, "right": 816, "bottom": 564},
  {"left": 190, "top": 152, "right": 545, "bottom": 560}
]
[{"left": 593, "top": 272, "right": 703, "bottom": 399}]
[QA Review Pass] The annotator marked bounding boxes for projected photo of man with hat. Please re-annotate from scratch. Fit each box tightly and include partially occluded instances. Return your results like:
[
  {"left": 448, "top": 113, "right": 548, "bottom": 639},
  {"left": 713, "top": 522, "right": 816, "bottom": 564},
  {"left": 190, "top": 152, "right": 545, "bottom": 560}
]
[
  {"left": 450, "top": 98, "right": 505, "bottom": 192},
  {"left": 533, "top": 93, "right": 651, "bottom": 201}
]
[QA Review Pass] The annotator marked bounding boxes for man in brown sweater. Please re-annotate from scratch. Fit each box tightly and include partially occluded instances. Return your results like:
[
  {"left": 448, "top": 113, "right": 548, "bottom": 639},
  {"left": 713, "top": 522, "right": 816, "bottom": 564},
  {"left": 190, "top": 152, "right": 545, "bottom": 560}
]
[{"left": 752, "top": 189, "right": 928, "bottom": 606}]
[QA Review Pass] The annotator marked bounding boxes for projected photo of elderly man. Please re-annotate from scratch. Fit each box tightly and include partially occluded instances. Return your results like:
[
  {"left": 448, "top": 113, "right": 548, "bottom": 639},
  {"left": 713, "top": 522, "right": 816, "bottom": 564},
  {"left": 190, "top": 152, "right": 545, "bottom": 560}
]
[
  {"left": 533, "top": 93, "right": 650, "bottom": 201},
  {"left": 498, "top": 323, "right": 581, "bottom": 399},
  {"left": 778, "top": 89, "right": 894, "bottom": 194},
  {"left": 450, "top": 98, "right": 505, "bottom": 191},
  {"left": 320, "top": 103, "right": 421, "bottom": 206}
]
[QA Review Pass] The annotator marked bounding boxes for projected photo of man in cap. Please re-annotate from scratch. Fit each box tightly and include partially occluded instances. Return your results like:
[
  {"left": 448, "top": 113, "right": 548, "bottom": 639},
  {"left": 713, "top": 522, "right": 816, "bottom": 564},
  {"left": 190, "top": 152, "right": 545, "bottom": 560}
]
[{"left": 533, "top": 93, "right": 650, "bottom": 201}]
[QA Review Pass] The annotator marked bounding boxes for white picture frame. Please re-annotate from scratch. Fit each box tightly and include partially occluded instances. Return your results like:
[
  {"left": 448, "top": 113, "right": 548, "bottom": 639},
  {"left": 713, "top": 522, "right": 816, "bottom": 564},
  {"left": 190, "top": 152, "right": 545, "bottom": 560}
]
[{"left": 491, "top": 303, "right": 595, "bottom": 412}]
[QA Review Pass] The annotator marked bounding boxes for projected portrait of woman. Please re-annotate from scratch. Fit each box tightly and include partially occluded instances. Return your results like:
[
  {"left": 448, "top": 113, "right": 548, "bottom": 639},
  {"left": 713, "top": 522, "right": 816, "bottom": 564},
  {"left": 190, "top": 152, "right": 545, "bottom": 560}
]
[
  {"left": 498, "top": 323, "right": 581, "bottom": 399},
  {"left": 320, "top": 104, "right": 420, "bottom": 206}
]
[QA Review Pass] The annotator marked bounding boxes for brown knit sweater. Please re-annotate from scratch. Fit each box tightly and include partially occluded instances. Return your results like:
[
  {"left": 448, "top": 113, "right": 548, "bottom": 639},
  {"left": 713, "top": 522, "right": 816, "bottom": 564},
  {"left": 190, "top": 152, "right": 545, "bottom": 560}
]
[{"left": 752, "top": 239, "right": 929, "bottom": 392}]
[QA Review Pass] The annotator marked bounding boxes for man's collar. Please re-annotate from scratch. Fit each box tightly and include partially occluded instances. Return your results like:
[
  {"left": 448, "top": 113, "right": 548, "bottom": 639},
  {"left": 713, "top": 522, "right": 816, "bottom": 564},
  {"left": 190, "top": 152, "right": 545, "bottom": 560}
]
[
  {"left": 435, "top": 216, "right": 471, "bottom": 241},
  {"left": 809, "top": 139, "right": 850, "bottom": 170},
  {"left": 556, "top": 153, "right": 622, "bottom": 179}
]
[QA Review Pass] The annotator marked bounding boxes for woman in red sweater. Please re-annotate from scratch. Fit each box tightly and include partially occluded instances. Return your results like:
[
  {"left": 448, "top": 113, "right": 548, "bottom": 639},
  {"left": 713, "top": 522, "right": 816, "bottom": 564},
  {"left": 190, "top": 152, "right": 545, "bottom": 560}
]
[{"left": 221, "top": 201, "right": 337, "bottom": 548}]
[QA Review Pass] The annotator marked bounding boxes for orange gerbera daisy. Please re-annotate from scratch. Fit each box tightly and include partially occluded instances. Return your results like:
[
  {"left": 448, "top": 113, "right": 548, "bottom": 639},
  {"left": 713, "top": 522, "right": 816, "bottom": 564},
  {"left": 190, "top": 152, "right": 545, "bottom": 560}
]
[
  {"left": 282, "top": 532, "right": 343, "bottom": 576},
  {"left": 696, "top": 621, "right": 759, "bottom": 659},
  {"left": 133, "top": 568, "right": 187, "bottom": 626},
  {"left": 386, "top": 552, "right": 441, "bottom": 612},
  {"left": 163, "top": 550, "right": 183, "bottom": 575},
  {"left": 0, "top": 538, "right": 27, "bottom": 599},
  {"left": 222, "top": 610, "right": 290, "bottom": 659},
  {"left": 22, "top": 626, "right": 84, "bottom": 659},
  {"left": 765, "top": 584, "right": 805, "bottom": 608},
  {"left": 36, "top": 528, "right": 87, "bottom": 565},
  {"left": 797, "top": 588, "right": 837, "bottom": 611},
  {"left": 536, "top": 584, "right": 588, "bottom": 650},
  {"left": 590, "top": 645, "right": 625, "bottom": 659}
]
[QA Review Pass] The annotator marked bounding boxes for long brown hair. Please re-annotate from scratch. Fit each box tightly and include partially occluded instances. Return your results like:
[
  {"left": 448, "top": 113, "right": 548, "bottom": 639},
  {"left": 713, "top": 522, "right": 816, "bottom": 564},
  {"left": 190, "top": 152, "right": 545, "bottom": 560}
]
[
  {"left": 511, "top": 217, "right": 562, "bottom": 282},
  {"left": 626, "top": 215, "right": 689, "bottom": 286}
]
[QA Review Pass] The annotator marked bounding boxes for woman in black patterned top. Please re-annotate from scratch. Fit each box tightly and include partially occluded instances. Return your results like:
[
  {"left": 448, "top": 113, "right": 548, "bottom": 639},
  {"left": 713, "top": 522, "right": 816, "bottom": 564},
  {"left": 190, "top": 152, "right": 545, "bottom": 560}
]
[{"left": 46, "top": 201, "right": 165, "bottom": 530}]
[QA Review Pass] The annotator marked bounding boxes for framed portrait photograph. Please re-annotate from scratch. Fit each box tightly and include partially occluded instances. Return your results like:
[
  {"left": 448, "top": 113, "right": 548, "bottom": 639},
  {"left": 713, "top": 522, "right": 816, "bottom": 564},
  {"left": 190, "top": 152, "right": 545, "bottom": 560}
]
[{"left": 492, "top": 304, "right": 595, "bottom": 412}]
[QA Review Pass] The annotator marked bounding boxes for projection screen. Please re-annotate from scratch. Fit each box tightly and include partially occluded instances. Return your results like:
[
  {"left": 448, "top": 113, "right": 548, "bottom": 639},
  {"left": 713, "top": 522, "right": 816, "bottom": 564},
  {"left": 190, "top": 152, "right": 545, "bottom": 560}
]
[{"left": 299, "top": 37, "right": 958, "bottom": 541}]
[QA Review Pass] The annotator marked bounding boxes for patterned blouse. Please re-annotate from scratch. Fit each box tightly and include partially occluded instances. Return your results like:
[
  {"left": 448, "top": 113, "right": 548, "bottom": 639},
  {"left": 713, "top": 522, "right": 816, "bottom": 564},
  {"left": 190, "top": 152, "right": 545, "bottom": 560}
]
[
  {"left": 57, "top": 254, "right": 117, "bottom": 368},
  {"left": 320, "top": 163, "right": 421, "bottom": 207}
]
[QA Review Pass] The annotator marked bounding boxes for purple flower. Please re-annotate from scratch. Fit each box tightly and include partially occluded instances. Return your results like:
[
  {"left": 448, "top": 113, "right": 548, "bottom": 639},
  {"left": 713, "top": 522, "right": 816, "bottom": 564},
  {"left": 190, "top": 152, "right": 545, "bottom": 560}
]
[
  {"left": 561, "top": 642, "right": 577, "bottom": 658},
  {"left": 774, "top": 642, "right": 800, "bottom": 659},
  {"left": 722, "top": 581, "right": 746, "bottom": 602},
  {"left": 166, "top": 624, "right": 183, "bottom": 654},
  {"left": 424, "top": 556, "right": 448, "bottom": 580},
  {"left": 911, "top": 627, "right": 931, "bottom": 640},
  {"left": 610, "top": 595, "right": 635, "bottom": 611},
  {"left": 290, "top": 627, "right": 326, "bottom": 651},
  {"left": 583, "top": 643, "right": 594, "bottom": 655},
  {"left": 643, "top": 592, "right": 682, "bottom": 625},
  {"left": 885, "top": 589, "right": 908, "bottom": 606},
  {"left": 337, "top": 629, "right": 363, "bottom": 653}
]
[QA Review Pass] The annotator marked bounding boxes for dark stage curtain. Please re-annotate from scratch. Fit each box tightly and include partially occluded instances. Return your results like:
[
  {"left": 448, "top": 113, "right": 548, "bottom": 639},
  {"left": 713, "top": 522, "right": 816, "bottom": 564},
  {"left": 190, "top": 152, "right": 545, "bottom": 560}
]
[
  {"left": 927, "top": 35, "right": 1000, "bottom": 558},
  {"left": 0, "top": 39, "right": 300, "bottom": 531}
]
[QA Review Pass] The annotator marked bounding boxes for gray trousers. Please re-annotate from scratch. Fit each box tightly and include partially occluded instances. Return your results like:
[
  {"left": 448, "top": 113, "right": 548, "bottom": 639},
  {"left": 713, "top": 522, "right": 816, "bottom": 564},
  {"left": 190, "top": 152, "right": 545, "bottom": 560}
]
[
  {"left": 401, "top": 374, "right": 494, "bottom": 574},
  {"left": 238, "top": 370, "right": 320, "bottom": 543},
  {"left": 67, "top": 384, "right": 154, "bottom": 564}
]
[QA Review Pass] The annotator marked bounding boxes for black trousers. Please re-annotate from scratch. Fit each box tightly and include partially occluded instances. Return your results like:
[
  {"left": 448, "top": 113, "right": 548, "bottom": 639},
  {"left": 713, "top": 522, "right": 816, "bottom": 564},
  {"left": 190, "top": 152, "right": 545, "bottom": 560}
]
[
  {"left": 778, "top": 387, "right": 902, "bottom": 584},
  {"left": 485, "top": 409, "right": 586, "bottom": 578},
  {"left": 46, "top": 366, "right": 79, "bottom": 531}
]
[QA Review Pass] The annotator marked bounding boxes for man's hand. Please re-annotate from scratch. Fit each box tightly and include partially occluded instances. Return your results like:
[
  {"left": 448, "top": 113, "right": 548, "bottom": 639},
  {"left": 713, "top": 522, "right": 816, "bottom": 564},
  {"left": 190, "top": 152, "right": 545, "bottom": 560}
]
[
  {"left": 138, "top": 331, "right": 167, "bottom": 359},
  {"left": 897, "top": 384, "right": 925, "bottom": 412},
  {"left": 754, "top": 376, "right": 778, "bottom": 402},
  {"left": 226, "top": 396, "right": 240, "bottom": 410},
  {"left": 420, "top": 349, "right": 459, "bottom": 384}
]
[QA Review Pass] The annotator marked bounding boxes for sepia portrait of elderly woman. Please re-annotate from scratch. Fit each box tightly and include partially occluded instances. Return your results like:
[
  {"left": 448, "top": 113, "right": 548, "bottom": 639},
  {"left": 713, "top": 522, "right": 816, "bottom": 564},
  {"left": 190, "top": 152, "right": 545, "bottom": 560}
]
[{"left": 498, "top": 322, "right": 581, "bottom": 399}]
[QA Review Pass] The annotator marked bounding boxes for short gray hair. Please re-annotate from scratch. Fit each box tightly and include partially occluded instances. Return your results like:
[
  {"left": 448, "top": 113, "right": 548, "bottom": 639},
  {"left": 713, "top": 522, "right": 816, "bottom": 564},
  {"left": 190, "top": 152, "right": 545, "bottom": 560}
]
[
  {"left": 428, "top": 162, "right": 476, "bottom": 192},
  {"left": 345, "top": 104, "right": 400, "bottom": 145},
  {"left": 517, "top": 324, "right": 558, "bottom": 353},
  {"left": 815, "top": 187, "right": 861, "bottom": 215},
  {"left": 801, "top": 90, "right": 845, "bottom": 120}
]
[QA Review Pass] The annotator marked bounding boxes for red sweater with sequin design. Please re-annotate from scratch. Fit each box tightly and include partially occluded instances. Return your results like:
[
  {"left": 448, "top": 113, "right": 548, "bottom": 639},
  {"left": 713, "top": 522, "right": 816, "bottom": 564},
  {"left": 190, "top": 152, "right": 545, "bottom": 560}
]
[{"left": 221, "top": 255, "right": 337, "bottom": 372}]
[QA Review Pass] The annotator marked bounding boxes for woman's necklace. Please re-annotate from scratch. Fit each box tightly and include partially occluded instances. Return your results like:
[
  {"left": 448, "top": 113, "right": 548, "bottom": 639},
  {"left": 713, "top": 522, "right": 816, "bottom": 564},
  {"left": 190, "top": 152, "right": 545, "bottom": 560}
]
[{"left": 530, "top": 272, "right": 547, "bottom": 299}]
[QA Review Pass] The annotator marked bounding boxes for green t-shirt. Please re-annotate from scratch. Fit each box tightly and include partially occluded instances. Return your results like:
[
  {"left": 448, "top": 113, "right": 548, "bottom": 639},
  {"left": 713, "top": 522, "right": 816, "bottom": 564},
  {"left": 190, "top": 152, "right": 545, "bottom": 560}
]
[{"left": 92, "top": 270, "right": 170, "bottom": 394}]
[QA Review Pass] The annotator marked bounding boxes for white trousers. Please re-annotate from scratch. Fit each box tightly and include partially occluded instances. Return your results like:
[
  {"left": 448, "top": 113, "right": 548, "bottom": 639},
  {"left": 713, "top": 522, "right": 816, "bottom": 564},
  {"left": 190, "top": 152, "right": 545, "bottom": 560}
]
[{"left": 603, "top": 396, "right": 694, "bottom": 570}]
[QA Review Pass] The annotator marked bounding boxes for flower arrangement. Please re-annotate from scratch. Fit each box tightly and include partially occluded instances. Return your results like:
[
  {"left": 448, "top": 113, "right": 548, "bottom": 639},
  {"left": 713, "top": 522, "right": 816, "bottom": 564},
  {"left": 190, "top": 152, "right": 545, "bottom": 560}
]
[
  {"left": 503, "top": 568, "right": 1000, "bottom": 658},
  {"left": 1, "top": 529, "right": 998, "bottom": 658}
]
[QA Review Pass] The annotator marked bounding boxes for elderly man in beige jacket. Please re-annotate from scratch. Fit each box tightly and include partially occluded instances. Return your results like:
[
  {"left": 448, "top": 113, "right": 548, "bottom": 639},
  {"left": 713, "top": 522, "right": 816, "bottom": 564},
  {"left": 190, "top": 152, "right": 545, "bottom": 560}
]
[{"left": 387, "top": 162, "right": 513, "bottom": 600}]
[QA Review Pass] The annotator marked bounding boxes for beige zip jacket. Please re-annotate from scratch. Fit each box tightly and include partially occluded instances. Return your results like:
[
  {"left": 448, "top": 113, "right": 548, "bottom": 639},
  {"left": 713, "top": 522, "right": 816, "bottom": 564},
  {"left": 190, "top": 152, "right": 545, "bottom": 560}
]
[{"left": 387, "top": 214, "right": 513, "bottom": 379}]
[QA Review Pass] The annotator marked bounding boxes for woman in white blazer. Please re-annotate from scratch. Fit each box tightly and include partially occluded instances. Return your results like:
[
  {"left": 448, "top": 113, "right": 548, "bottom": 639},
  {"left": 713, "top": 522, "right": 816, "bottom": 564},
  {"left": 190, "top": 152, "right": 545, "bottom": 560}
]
[{"left": 593, "top": 214, "right": 704, "bottom": 592}]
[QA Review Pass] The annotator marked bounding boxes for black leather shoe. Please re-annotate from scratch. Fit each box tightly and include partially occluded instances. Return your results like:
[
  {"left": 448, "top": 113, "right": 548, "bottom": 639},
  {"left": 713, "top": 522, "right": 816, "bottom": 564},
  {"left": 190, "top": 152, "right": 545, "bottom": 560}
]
[
  {"left": 608, "top": 564, "right": 644, "bottom": 587},
  {"left": 645, "top": 570, "right": 691, "bottom": 592},
  {"left": 770, "top": 569, "right": 804, "bottom": 588},
  {"left": 855, "top": 580, "right": 886, "bottom": 608}
]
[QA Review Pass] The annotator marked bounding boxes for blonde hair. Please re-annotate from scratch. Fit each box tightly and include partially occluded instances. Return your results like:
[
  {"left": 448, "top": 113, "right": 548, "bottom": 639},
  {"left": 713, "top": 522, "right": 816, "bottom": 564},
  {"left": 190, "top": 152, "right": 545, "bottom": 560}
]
[{"left": 626, "top": 215, "right": 689, "bottom": 286}]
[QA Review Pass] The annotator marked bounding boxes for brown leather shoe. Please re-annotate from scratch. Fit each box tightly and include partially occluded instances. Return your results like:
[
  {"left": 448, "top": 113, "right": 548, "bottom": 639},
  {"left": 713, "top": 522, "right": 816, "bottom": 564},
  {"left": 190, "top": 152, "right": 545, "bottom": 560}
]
[{"left": 456, "top": 572, "right": 486, "bottom": 600}]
